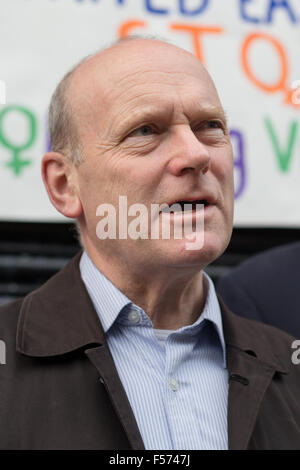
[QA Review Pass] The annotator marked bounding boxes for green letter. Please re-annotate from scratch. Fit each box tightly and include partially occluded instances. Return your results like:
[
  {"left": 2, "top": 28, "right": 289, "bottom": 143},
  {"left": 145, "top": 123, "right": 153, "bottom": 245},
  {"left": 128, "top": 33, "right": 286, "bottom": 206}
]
[
  {"left": 264, "top": 117, "right": 298, "bottom": 172},
  {"left": 0, "top": 105, "right": 37, "bottom": 176}
]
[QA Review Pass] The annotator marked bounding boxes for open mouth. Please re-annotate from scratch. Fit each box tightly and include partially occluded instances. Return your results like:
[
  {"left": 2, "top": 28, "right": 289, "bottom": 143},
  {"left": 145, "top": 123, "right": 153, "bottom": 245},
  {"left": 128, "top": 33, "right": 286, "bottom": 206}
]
[{"left": 161, "top": 200, "right": 209, "bottom": 213}]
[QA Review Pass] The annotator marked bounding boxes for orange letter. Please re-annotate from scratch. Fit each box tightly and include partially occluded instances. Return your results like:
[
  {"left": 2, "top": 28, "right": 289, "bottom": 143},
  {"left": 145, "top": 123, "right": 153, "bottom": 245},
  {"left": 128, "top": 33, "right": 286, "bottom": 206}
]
[
  {"left": 118, "top": 19, "right": 147, "bottom": 38},
  {"left": 241, "top": 32, "right": 297, "bottom": 106},
  {"left": 170, "top": 23, "right": 223, "bottom": 63}
]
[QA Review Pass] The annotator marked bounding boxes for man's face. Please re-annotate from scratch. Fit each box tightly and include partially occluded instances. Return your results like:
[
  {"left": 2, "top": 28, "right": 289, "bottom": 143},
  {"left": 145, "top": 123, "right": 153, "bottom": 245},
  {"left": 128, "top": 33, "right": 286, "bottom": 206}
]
[{"left": 71, "top": 40, "right": 234, "bottom": 271}]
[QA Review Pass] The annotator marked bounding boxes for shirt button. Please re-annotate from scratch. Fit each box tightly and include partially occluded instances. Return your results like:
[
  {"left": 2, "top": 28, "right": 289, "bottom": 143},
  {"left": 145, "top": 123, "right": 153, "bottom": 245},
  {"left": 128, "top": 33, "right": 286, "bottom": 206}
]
[
  {"left": 169, "top": 377, "right": 179, "bottom": 391},
  {"left": 128, "top": 309, "right": 141, "bottom": 324}
]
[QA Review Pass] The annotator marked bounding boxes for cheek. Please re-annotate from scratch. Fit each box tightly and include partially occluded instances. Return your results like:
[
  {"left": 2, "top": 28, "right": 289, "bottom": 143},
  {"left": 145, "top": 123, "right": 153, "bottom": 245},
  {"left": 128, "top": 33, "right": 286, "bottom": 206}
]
[
  {"left": 116, "top": 160, "right": 162, "bottom": 201},
  {"left": 76, "top": 165, "right": 108, "bottom": 220},
  {"left": 210, "top": 150, "right": 234, "bottom": 222},
  {"left": 211, "top": 148, "right": 234, "bottom": 187}
]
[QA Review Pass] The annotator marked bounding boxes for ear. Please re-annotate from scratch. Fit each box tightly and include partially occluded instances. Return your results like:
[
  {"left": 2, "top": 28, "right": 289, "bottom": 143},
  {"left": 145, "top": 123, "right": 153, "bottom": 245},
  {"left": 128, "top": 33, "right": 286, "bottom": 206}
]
[{"left": 41, "top": 152, "right": 83, "bottom": 219}]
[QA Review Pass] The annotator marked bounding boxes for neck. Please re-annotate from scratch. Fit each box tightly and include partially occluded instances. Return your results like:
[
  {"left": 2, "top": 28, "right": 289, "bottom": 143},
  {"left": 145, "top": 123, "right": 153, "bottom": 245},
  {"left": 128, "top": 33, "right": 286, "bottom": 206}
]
[{"left": 83, "top": 239, "right": 208, "bottom": 331}]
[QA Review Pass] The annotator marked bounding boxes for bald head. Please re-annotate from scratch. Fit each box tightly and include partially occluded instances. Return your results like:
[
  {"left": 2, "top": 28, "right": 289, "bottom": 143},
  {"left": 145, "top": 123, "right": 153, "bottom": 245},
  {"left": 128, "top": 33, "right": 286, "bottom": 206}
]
[
  {"left": 48, "top": 37, "right": 221, "bottom": 165},
  {"left": 44, "top": 36, "right": 233, "bottom": 272}
]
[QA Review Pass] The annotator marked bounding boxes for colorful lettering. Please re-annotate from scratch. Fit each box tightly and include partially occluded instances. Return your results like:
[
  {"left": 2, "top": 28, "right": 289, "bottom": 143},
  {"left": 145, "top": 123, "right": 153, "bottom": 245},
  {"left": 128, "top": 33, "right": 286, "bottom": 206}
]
[
  {"left": 179, "top": 0, "right": 209, "bottom": 16},
  {"left": 170, "top": 23, "right": 223, "bottom": 62},
  {"left": 230, "top": 129, "right": 247, "bottom": 199},
  {"left": 239, "top": 0, "right": 298, "bottom": 23},
  {"left": 264, "top": 117, "right": 299, "bottom": 172},
  {"left": 241, "top": 32, "right": 298, "bottom": 107},
  {"left": 0, "top": 105, "right": 36, "bottom": 176}
]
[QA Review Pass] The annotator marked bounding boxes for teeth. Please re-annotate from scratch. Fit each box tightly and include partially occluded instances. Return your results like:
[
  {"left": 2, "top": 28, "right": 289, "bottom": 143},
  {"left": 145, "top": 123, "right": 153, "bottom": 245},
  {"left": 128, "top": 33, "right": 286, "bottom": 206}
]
[
  {"left": 161, "top": 200, "right": 207, "bottom": 213},
  {"left": 161, "top": 203, "right": 182, "bottom": 213}
]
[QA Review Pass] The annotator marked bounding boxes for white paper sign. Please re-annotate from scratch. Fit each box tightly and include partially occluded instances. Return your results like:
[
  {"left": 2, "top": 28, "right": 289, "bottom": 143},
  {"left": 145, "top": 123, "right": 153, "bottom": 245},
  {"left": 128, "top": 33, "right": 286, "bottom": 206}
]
[{"left": 0, "top": 0, "right": 299, "bottom": 226}]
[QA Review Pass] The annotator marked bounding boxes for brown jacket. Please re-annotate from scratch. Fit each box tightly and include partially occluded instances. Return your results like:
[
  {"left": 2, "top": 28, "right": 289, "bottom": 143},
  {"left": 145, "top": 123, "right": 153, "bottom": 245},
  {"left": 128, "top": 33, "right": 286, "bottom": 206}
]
[{"left": 0, "top": 252, "right": 299, "bottom": 449}]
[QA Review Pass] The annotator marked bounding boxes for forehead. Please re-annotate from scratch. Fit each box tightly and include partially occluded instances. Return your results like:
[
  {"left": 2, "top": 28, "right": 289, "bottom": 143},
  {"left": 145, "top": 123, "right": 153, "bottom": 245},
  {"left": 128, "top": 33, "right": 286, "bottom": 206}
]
[{"left": 69, "top": 41, "right": 223, "bottom": 127}]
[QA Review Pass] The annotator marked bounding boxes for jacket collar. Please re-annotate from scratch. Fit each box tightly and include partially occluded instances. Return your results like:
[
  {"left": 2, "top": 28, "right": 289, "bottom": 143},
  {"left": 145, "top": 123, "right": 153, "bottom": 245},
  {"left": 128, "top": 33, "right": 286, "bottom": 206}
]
[
  {"left": 218, "top": 296, "right": 287, "bottom": 374},
  {"left": 16, "top": 251, "right": 105, "bottom": 357},
  {"left": 16, "top": 251, "right": 287, "bottom": 373}
]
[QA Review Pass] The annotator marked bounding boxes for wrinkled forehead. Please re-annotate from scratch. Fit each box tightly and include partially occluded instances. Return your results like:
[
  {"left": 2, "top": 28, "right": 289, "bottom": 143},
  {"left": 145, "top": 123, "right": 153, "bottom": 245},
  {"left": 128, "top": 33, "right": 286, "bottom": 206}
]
[{"left": 68, "top": 40, "right": 222, "bottom": 125}]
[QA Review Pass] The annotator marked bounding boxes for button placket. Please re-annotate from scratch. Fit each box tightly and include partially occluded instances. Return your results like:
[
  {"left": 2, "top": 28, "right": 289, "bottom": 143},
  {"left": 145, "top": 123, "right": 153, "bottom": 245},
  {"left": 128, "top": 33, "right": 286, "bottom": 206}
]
[
  {"left": 128, "top": 308, "right": 141, "bottom": 324},
  {"left": 169, "top": 377, "right": 179, "bottom": 391}
]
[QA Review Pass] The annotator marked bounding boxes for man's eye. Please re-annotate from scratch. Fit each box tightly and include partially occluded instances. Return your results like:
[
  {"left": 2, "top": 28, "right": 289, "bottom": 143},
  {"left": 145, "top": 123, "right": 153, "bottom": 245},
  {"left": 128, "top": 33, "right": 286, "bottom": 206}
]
[
  {"left": 128, "top": 125, "right": 154, "bottom": 137},
  {"left": 202, "top": 120, "right": 223, "bottom": 130}
]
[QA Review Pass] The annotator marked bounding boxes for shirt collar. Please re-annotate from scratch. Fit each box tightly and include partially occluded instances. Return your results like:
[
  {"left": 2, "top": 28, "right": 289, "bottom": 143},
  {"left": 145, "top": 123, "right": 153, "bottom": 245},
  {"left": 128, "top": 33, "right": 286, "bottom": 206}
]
[
  {"left": 202, "top": 271, "right": 227, "bottom": 367},
  {"left": 80, "top": 251, "right": 131, "bottom": 333},
  {"left": 15, "top": 250, "right": 287, "bottom": 374},
  {"left": 80, "top": 251, "right": 227, "bottom": 367}
]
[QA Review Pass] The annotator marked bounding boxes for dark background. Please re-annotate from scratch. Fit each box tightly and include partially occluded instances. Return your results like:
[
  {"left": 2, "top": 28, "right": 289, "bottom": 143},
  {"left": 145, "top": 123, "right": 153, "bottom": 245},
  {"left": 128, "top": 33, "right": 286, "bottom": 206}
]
[{"left": 1, "top": 222, "right": 299, "bottom": 305}]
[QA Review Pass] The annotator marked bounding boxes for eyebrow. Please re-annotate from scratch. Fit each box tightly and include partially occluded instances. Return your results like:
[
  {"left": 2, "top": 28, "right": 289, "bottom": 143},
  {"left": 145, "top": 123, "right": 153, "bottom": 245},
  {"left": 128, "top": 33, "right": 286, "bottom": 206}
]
[
  {"left": 114, "top": 105, "right": 174, "bottom": 134},
  {"left": 186, "top": 104, "right": 228, "bottom": 129},
  {"left": 114, "top": 102, "right": 228, "bottom": 137}
]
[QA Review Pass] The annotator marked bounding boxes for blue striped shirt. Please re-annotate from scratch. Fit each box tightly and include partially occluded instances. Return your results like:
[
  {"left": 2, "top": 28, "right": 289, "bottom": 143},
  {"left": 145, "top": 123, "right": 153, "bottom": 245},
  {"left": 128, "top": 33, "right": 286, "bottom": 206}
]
[{"left": 80, "top": 251, "right": 228, "bottom": 450}]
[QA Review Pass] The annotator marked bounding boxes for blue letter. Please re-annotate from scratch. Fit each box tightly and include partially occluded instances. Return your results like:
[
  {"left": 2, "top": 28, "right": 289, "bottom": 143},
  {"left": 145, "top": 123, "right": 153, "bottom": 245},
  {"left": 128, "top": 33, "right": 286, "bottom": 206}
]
[
  {"left": 146, "top": 0, "right": 168, "bottom": 14},
  {"left": 266, "top": 0, "right": 296, "bottom": 23},
  {"left": 239, "top": 0, "right": 260, "bottom": 23},
  {"left": 230, "top": 129, "right": 247, "bottom": 199},
  {"left": 179, "top": 0, "right": 209, "bottom": 16}
]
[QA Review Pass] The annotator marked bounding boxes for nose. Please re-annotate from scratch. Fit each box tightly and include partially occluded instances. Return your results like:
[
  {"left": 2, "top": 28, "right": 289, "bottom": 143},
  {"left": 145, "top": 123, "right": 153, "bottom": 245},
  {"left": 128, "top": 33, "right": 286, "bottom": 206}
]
[{"left": 166, "top": 125, "right": 211, "bottom": 177}]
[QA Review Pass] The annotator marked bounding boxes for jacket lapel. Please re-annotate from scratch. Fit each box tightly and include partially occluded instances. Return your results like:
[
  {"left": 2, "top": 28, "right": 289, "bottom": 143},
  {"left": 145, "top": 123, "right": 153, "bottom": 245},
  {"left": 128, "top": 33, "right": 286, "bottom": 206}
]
[
  {"left": 219, "top": 297, "right": 288, "bottom": 450},
  {"left": 226, "top": 345, "right": 279, "bottom": 449},
  {"left": 16, "top": 251, "right": 145, "bottom": 450},
  {"left": 85, "top": 346, "right": 145, "bottom": 450}
]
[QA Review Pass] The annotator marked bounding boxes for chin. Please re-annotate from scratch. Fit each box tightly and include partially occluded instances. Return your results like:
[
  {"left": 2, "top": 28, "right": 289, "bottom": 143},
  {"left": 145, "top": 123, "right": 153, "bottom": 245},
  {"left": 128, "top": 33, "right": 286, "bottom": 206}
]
[
  {"left": 155, "top": 233, "right": 229, "bottom": 269},
  {"left": 199, "top": 231, "right": 231, "bottom": 264}
]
